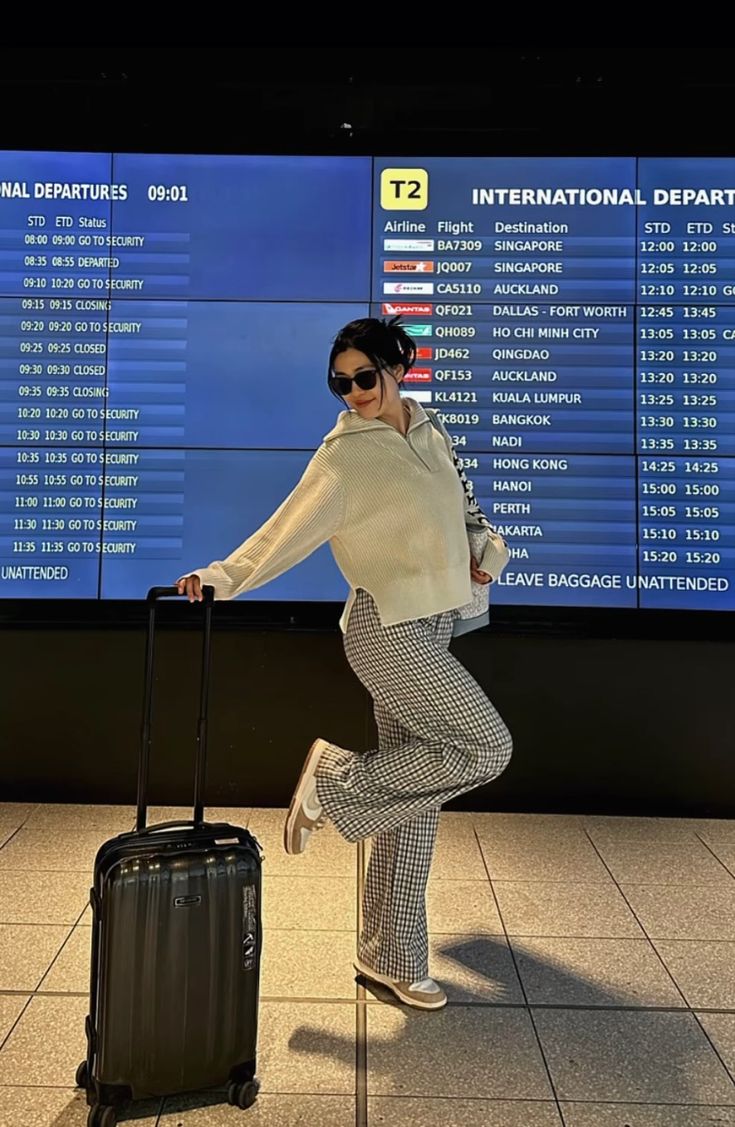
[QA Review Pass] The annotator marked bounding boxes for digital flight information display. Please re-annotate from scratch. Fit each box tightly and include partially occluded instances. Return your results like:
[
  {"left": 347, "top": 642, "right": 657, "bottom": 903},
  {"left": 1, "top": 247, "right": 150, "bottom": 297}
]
[{"left": 1, "top": 151, "right": 733, "bottom": 610}]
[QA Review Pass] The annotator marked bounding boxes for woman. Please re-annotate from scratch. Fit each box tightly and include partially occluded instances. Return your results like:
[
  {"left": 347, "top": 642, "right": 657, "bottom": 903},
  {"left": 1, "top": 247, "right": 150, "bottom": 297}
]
[{"left": 177, "top": 316, "right": 513, "bottom": 1011}]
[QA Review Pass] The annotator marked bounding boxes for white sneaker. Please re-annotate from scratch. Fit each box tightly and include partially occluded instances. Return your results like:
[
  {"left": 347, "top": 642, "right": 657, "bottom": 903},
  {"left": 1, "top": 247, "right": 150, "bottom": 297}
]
[
  {"left": 354, "top": 957, "right": 448, "bottom": 1010},
  {"left": 283, "top": 738, "right": 330, "bottom": 855}
]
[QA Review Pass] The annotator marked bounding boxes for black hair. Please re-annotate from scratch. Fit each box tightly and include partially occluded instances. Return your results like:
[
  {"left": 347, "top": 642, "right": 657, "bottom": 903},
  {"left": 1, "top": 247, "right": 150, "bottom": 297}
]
[{"left": 327, "top": 316, "right": 417, "bottom": 405}]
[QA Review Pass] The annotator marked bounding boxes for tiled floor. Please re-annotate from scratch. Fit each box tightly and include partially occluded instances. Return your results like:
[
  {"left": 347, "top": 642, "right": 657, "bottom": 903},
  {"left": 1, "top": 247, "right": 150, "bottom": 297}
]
[{"left": 1, "top": 803, "right": 734, "bottom": 1125}]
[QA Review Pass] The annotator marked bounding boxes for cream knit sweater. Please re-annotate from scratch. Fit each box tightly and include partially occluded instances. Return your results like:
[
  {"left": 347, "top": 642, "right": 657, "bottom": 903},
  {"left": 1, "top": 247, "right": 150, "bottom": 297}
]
[{"left": 185, "top": 397, "right": 509, "bottom": 632}]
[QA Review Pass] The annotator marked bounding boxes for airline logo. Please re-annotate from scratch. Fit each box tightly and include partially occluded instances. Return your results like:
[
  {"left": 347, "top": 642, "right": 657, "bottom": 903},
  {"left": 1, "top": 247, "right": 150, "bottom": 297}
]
[
  {"left": 383, "top": 260, "right": 434, "bottom": 273},
  {"left": 380, "top": 168, "right": 429, "bottom": 210},
  {"left": 381, "top": 302, "right": 433, "bottom": 316},
  {"left": 383, "top": 281, "right": 434, "bottom": 295},
  {"left": 383, "top": 238, "right": 435, "bottom": 252},
  {"left": 404, "top": 368, "right": 433, "bottom": 383},
  {"left": 403, "top": 324, "right": 433, "bottom": 337},
  {"left": 403, "top": 388, "right": 433, "bottom": 403},
  {"left": 416, "top": 346, "right": 433, "bottom": 359}
]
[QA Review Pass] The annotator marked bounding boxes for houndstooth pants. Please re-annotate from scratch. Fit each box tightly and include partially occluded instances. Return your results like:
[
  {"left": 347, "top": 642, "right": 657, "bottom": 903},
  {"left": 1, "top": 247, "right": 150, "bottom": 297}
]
[{"left": 315, "top": 588, "right": 513, "bottom": 982}]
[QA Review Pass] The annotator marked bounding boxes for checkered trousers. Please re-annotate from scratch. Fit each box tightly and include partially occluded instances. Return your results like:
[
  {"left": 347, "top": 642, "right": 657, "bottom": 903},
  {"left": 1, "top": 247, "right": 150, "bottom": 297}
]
[{"left": 315, "top": 588, "right": 512, "bottom": 980}]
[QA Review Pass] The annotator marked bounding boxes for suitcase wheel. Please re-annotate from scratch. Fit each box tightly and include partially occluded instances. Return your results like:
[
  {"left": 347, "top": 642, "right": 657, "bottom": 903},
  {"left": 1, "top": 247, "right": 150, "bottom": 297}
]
[
  {"left": 227, "top": 1079, "right": 260, "bottom": 1110},
  {"left": 87, "top": 1104, "right": 116, "bottom": 1127},
  {"left": 75, "top": 1059, "right": 89, "bottom": 1090}
]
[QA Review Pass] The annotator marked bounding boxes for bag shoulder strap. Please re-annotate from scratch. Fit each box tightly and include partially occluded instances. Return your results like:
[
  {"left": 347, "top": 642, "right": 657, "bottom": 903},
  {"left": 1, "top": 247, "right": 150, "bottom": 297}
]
[{"left": 425, "top": 408, "right": 493, "bottom": 531}]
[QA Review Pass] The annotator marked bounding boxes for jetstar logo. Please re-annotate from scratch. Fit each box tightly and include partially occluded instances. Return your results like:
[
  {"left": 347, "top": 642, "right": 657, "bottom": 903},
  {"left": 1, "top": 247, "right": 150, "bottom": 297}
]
[{"left": 383, "top": 260, "right": 435, "bottom": 273}]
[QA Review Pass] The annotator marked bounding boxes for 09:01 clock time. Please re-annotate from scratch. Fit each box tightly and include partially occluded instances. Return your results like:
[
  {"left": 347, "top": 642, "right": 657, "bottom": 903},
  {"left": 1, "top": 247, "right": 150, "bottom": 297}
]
[{"left": 146, "top": 185, "right": 189, "bottom": 202}]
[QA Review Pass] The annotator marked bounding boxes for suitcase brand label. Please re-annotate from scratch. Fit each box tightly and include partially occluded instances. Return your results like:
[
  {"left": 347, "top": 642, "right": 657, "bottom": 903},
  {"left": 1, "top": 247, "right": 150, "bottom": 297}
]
[
  {"left": 242, "top": 884, "right": 258, "bottom": 971},
  {"left": 174, "top": 895, "right": 202, "bottom": 908}
]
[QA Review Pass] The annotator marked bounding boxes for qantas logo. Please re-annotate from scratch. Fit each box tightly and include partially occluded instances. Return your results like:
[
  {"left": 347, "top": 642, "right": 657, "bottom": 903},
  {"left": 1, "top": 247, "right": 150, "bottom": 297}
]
[
  {"left": 404, "top": 368, "right": 433, "bottom": 383},
  {"left": 382, "top": 302, "right": 433, "bottom": 316}
]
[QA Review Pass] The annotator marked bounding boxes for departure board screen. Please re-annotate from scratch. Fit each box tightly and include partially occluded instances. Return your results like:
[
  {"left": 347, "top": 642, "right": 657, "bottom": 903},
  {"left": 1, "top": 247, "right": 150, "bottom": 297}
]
[{"left": 1, "top": 151, "right": 733, "bottom": 610}]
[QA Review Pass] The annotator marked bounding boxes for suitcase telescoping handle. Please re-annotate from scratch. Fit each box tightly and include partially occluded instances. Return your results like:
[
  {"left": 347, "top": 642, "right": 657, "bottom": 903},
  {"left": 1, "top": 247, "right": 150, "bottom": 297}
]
[{"left": 136, "top": 584, "right": 215, "bottom": 832}]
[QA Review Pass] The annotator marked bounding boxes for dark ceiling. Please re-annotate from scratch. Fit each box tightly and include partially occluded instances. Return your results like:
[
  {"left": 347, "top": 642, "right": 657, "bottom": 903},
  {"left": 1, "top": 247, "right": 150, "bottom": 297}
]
[{"left": 0, "top": 48, "right": 732, "bottom": 154}]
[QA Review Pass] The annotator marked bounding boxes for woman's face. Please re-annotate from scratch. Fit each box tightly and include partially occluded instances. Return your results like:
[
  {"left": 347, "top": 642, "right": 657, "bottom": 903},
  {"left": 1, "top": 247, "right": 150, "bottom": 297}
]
[{"left": 332, "top": 348, "right": 403, "bottom": 418}]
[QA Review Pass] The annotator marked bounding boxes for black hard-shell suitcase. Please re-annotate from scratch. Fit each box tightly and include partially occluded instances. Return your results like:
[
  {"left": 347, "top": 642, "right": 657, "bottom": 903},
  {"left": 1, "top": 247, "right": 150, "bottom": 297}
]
[{"left": 77, "top": 585, "right": 263, "bottom": 1126}]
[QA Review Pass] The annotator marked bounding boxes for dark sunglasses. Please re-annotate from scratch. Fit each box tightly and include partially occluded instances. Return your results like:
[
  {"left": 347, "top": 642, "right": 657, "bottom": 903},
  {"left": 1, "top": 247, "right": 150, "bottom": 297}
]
[{"left": 328, "top": 367, "right": 379, "bottom": 397}]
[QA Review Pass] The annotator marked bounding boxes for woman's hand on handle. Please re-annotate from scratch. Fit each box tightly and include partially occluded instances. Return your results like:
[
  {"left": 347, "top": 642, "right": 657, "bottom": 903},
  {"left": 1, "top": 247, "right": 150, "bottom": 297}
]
[
  {"left": 176, "top": 574, "right": 204, "bottom": 602},
  {"left": 470, "top": 556, "right": 492, "bottom": 585}
]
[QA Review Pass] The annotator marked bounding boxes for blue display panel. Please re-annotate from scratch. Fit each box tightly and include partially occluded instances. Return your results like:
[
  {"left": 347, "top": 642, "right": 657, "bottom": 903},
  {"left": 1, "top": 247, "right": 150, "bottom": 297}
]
[
  {"left": 104, "top": 301, "right": 368, "bottom": 449},
  {"left": 372, "top": 156, "right": 735, "bottom": 610},
  {"left": 373, "top": 157, "right": 637, "bottom": 305},
  {"left": 0, "top": 150, "right": 733, "bottom": 610},
  {"left": 0, "top": 445, "right": 103, "bottom": 597},
  {"left": 99, "top": 449, "right": 344, "bottom": 601},
  {"left": 0, "top": 151, "right": 114, "bottom": 299},
  {"left": 108, "top": 154, "right": 372, "bottom": 301}
]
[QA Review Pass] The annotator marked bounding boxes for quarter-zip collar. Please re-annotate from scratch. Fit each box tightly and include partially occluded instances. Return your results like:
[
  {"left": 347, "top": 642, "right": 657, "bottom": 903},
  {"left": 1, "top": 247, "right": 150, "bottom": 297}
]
[{"left": 323, "top": 396, "right": 429, "bottom": 443}]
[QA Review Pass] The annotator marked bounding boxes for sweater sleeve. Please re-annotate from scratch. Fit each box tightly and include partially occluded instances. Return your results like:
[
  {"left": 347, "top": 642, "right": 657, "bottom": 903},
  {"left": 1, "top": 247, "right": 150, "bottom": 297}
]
[{"left": 179, "top": 455, "right": 346, "bottom": 601}]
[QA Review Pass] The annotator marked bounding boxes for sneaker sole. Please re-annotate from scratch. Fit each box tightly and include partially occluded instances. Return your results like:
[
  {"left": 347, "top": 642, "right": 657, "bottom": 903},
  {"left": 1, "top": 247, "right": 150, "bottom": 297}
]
[
  {"left": 283, "top": 737, "right": 328, "bottom": 855},
  {"left": 353, "top": 958, "right": 447, "bottom": 1010}
]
